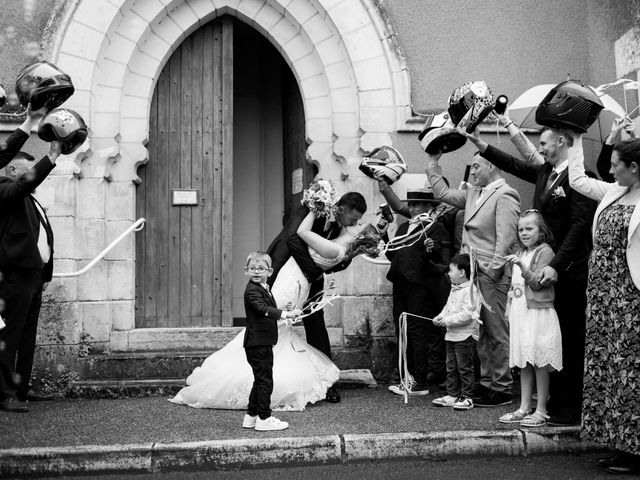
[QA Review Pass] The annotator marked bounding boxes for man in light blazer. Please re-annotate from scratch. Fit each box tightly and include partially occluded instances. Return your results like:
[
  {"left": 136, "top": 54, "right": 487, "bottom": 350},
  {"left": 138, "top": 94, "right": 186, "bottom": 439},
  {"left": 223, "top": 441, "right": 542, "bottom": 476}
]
[{"left": 426, "top": 150, "right": 520, "bottom": 407}]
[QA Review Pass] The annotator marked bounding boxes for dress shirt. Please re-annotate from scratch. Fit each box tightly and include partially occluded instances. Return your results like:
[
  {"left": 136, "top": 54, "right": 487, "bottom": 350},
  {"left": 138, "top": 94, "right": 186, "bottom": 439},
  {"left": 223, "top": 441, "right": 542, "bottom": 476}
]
[
  {"left": 475, "top": 179, "right": 503, "bottom": 206},
  {"left": 32, "top": 199, "right": 51, "bottom": 264}
]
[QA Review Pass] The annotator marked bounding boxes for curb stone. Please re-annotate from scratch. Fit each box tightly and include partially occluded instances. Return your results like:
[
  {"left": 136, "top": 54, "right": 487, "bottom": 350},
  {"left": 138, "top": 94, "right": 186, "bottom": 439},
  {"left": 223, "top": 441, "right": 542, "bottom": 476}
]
[{"left": 0, "top": 427, "right": 603, "bottom": 477}]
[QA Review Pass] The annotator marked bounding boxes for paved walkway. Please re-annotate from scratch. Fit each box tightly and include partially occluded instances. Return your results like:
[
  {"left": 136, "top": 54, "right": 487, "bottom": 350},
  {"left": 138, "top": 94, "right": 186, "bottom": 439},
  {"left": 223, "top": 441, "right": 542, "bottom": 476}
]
[{"left": 0, "top": 386, "right": 602, "bottom": 477}]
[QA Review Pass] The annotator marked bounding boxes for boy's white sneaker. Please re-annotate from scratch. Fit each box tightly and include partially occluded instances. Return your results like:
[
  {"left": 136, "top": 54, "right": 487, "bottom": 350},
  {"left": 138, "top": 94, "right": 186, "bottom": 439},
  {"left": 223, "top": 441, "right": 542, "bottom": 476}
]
[
  {"left": 453, "top": 396, "right": 474, "bottom": 410},
  {"left": 432, "top": 394, "right": 457, "bottom": 407},
  {"left": 255, "top": 416, "right": 289, "bottom": 431},
  {"left": 242, "top": 414, "right": 257, "bottom": 428}
]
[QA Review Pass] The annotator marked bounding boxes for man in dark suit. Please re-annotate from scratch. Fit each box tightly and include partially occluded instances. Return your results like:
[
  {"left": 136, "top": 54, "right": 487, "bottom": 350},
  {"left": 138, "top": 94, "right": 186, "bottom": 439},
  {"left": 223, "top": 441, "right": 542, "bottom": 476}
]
[
  {"left": 385, "top": 188, "right": 452, "bottom": 395},
  {"left": 267, "top": 192, "right": 367, "bottom": 403},
  {"left": 0, "top": 140, "right": 61, "bottom": 412},
  {"left": 465, "top": 127, "right": 597, "bottom": 425}
]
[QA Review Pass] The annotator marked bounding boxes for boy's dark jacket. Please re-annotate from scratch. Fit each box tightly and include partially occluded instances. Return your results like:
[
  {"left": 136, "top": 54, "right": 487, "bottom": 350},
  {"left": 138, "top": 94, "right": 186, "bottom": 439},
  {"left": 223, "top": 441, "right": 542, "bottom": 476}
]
[{"left": 243, "top": 281, "right": 283, "bottom": 348}]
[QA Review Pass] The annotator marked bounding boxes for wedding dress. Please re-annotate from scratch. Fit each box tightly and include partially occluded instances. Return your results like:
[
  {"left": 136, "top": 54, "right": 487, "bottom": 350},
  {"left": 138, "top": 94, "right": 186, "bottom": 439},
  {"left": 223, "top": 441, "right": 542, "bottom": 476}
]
[{"left": 169, "top": 247, "right": 345, "bottom": 411}]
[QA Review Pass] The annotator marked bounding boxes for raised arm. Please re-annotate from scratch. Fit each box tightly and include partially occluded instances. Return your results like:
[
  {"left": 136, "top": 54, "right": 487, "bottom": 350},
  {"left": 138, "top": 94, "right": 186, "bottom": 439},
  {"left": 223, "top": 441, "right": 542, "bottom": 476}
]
[
  {"left": 0, "top": 145, "right": 59, "bottom": 205},
  {"left": 596, "top": 117, "right": 632, "bottom": 182},
  {"left": 567, "top": 135, "right": 610, "bottom": 202},
  {"left": 0, "top": 105, "right": 47, "bottom": 170},
  {"left": 464, "top": 128, "right": 540, "bottom": 184},
  {"left": 497, "top": 110, "right": 545, "bottom": 166},
  {"left": 377, "top": 178, "right": 410, "bottom": 218},
  {"left": 425, "top": 151, "right": 467, "bottom": 209}
]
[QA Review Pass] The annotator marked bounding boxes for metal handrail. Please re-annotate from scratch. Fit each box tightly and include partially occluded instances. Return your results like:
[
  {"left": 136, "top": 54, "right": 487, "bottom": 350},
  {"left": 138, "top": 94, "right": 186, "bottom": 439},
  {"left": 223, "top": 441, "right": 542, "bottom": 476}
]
[{"left": 52, "top": 218, "right": 146, "bottom": 278}]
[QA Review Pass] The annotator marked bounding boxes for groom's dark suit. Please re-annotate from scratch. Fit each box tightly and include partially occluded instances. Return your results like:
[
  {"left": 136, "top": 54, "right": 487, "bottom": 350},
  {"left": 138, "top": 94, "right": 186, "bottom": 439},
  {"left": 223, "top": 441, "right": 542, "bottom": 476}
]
[
  {"left": 0, "top": 155, "right": 56, "bottom": 402},
  {"left": 267, "top": 205, "right": 351, "bottom": 359},
  {"left": 483, "top": 144, "right": 597, "bottom": 420}
]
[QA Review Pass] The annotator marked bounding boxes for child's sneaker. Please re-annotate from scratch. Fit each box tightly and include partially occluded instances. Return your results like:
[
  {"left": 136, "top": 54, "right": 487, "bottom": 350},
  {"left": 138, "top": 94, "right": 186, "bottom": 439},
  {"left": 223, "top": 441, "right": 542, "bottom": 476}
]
[
  {"left": 388, "top": 384, "right": 404, "bottom": 395},
  {"left": 242, "top": 414, "right": 257, "bottom": 428},
  {"left": 388, "top": 384, "right": 429, "bottom": 396},
  {"left": 453, "top": 396, "right": 474, "bottom": 410},
  {"left": 432, "top": 394, "right": 457, "bottom": 407},
  {"left": 255, "top": 416, "right": 289, "bottom": 431}
]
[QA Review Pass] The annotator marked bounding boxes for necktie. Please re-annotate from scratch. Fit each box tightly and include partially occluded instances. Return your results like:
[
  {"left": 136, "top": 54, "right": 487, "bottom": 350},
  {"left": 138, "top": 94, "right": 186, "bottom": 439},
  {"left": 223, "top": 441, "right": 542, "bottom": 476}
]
[
  {"left": 545, "top": 170, "right": 559, "bottom": 193},
  {"left": 475, "top": 188, "right": 484, "bottom": 206}
]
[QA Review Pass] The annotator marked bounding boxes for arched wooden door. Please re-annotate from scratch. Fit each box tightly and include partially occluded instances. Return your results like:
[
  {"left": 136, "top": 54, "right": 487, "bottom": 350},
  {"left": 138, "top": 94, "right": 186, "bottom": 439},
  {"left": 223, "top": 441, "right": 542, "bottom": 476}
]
[{"left": 135, "top": 19, "right": 234, "bottom": 328}]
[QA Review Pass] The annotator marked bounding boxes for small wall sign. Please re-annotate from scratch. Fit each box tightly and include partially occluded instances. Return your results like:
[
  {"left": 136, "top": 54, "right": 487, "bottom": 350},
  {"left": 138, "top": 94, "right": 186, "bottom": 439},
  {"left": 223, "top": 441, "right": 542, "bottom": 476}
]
[
  {"left": 292, "top": 168, "right": 303, "bottom": 195},
  {"left": 172, "top": 189, "right": 198, "bottom": 206}
]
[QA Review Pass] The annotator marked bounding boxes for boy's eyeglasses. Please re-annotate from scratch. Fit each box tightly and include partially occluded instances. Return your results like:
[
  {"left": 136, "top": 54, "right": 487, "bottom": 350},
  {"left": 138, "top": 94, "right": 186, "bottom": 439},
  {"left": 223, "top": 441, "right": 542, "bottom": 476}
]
[{"left": 245, "top": 266, "right": 268, "bottom": 273}]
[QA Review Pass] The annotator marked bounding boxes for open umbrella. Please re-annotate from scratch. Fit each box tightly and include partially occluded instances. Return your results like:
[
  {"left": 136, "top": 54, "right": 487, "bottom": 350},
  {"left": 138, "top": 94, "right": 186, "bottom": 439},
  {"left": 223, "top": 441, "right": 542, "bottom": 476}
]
[{"left": 509, "top": 84, "right": 626, "bottom": 142}]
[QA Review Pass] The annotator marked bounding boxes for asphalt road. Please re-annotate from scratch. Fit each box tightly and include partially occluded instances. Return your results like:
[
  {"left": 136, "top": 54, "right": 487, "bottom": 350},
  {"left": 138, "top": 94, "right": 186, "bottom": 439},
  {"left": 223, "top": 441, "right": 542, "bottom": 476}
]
[{"left": 37, "top": 454, "right": 619, "bottom": 480}]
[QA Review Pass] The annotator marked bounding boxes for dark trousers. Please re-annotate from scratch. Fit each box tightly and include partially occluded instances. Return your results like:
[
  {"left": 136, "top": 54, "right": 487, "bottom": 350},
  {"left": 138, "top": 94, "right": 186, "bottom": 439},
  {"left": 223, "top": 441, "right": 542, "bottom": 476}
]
[
  {"left": 0, "top": 268, "right": 43, "bottom": 400},
  {"left": 549, "top": 275, "right": 587, "bottom": 417},
  {"left": 245, "top": 345, "right": 274, "bottom": 420},
  {"left": 392, "top": 278, "right": 448, "bottom": 384},
  {"left": 446, "top": 337, "right": 476, "bottom": 398},
  {"left": 302, "top": 278, "right": 332, "bottom": 359}
]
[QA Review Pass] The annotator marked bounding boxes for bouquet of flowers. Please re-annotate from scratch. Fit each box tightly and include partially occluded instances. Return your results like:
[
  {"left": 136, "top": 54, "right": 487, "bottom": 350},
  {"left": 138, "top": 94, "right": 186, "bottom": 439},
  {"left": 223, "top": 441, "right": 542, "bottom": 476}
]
[
  {"left": 346, "top": 224, "right": 385, "bottom": 259},
  {"left": 302, "top": 180, "right": 336, "bottom": 217}
]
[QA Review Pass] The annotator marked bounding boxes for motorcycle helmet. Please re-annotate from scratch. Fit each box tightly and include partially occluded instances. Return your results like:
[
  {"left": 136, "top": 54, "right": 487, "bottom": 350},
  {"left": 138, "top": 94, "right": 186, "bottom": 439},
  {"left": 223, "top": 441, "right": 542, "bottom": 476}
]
[
  {"left": 448, "top": 81, "right": 495, "bottom": 132},
  {"left": 15, "top": 61, "right": 75, "bottom": 111},
  {"left": 38, "top": 108, "right": 88, "bottom": 154},
  {"left": 535, "top": 80, "right": 604, "bottom": 133},
  {"left": 0, "top": 84, "right": 6, "bottom": 108},
  {"left": 359, "top": 146, "right": 407, "bottom": 184},
  {"left": 418, "top": 111, "right": 467, "bottom": 154}
]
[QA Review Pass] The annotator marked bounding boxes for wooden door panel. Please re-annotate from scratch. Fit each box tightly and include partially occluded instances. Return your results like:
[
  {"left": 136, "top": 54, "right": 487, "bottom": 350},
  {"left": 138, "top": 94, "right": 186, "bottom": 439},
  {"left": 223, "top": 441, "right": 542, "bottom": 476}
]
[{"left": 136, "top": 19, "right": 233, "bottom": 328}]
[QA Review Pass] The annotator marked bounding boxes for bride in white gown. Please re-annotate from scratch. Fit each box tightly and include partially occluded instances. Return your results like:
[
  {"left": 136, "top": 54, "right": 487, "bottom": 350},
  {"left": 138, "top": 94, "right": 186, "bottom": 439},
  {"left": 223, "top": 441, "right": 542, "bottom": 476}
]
[{"left": 170, "top": 211, "right": 381, "bottom": 411}]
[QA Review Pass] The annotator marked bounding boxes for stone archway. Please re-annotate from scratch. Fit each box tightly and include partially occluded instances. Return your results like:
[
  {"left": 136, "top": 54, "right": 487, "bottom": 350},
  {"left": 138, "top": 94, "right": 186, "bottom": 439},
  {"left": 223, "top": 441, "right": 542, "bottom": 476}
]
[{"left": 49, "top": 0, "right": 413, "bottom": 349}]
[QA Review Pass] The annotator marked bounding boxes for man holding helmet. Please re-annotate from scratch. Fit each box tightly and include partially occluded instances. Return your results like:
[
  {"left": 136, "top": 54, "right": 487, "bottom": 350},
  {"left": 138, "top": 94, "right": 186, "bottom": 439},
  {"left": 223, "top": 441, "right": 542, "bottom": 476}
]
[{"left": 0, "top": 137, "right": 61, "bottom": 412}]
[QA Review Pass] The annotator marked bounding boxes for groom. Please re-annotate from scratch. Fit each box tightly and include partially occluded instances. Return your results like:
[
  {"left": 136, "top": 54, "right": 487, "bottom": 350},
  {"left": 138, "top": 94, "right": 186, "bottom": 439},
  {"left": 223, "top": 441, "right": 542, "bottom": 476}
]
[{"left": 267, "top": 192, "right": 367, "bottom": 403}]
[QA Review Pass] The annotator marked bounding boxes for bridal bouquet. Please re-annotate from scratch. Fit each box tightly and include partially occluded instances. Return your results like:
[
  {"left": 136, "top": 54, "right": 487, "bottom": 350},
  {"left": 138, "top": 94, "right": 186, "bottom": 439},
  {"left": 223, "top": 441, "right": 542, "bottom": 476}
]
[
  {"left": 302, "top": 180, "right": 336, "bottom": 217},
  {"left": 347, "top": 224, "right": 385, "bottom": 259}
]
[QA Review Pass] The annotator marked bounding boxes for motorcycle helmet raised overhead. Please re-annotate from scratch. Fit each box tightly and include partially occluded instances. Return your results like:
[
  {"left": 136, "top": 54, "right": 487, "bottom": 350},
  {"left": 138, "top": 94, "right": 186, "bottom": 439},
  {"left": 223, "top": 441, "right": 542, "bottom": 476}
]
[
  {"left": 359, "top": 146, "right": 407, "bottom": 184},
  {"left": 0, "top": 84, "right": 6, "bottom": 108},
  {"left": 38, "top": 108, "right": 88, "bottom": 154},
  {"left": 418, "top": 111, "right": 467, "bottom": 154},
  {"left": 15, "top": 61, "right": 75, "bottom": 111},
  {"left": 448, "top": 81, "right": 495, "bottom": 132},
  {"left": 535, "top": 80, "right": 604, "bottom": 133}
]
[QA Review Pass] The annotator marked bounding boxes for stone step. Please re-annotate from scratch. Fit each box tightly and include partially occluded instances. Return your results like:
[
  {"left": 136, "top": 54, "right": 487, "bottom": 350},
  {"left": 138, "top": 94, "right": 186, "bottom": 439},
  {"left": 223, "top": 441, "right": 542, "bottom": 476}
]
[
  {"left": 110, "top": 327, "right": 346, "bottom": 352},
  {"left": 79, "top": 347, "right": 371, "bottom": 380},
  {"left": 68, "top": 370, "right": 377, "bottom": 399},
  {"left": 68, "top": 378, "right": 185, "bottom": 399},
  {"left": 80, "top": 351, "right": 212, "bottom": 380}
]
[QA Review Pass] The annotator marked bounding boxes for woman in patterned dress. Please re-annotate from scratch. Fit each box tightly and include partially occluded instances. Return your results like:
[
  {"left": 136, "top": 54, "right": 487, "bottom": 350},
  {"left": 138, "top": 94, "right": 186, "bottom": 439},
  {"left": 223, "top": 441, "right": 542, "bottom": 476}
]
[{"left": 568, "top": 136, "right": 640, "bottom": 475}]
